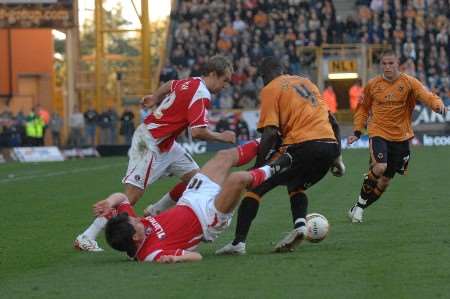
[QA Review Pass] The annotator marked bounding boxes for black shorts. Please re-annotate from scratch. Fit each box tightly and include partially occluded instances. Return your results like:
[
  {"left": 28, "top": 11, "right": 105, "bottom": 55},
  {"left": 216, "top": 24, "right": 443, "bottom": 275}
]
[
  {"left": 250, "top": 140, "right": 340, "bottom": 195},
  {"left": 369, "top": 136, "right": 410, "bottom": 178}
]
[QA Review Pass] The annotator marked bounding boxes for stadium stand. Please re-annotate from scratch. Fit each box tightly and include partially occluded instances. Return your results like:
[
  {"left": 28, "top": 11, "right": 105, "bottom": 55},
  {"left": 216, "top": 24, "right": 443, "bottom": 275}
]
[{"left": 165, "top": 0, "right": 449, "bottom": 108}]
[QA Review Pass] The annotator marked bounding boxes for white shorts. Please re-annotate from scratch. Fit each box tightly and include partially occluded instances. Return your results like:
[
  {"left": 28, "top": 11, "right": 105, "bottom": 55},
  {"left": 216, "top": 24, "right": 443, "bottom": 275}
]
[
  {"left": 122, "top": 124, "right": 199, "bottom": 190},
  {"left": 177, "top": 173, "right": 233, "bottom": 242}
]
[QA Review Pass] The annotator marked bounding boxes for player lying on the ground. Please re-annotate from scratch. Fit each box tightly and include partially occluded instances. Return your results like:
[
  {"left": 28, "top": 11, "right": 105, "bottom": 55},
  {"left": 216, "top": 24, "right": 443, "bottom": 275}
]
[
  {"left": 216, "top": 56, "right": 344, "bottom": 256},
  {"left": 74, "top": 55, "right": 236, "bottom": 251},
  {"left": 347, "top": 50, "right": 447, "bottom": 223},
  {"left": 97, "top": 140, "right": 292, "bottom": 263}
]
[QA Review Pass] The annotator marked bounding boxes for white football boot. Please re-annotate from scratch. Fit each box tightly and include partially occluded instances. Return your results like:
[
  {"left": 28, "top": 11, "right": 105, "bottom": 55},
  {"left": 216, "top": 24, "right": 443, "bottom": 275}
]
[
  {"left": 215, "top": 242, "right": 247, "bottom": 255},
  {"left": 73, "top": 234, "right": 104, "bottom": 252},
  {"left": 348, "top": 205, "right": 364, "bottom": 223},
  {"left": 274, "top": 226, "right": 306, "bottom": 253}
]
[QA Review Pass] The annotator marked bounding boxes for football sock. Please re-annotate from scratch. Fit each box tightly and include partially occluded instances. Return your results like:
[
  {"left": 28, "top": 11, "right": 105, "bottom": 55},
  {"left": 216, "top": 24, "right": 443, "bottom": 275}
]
[
  {"left": 232, "top": 196, "right": 260, "bottom": 245},
  {"left": 169, "top": 181, "right": 188, "bottom": 202},
  {"left": 236, "top": 139, "right": 260, "bottom": 166},
  {"left": 365, "top": 185, "right": 386, "bottom": 208},
  {"left": 148, "top": 181, "right": 187, "bottom": 214},
  {"left": 82, "top": 217, "right": 107, "bottom": 240},
  {"left": 150, "top": 193, "right": 177, "bottom": 213},
  {"left": 248, "top": 165, "right": 272, "bottom": 189},
  {"left": 359, "top": 170, "right": 379, "bottom": 207},
  {"left": 290, "top": 191, "right": 308, "bottom": 229}
]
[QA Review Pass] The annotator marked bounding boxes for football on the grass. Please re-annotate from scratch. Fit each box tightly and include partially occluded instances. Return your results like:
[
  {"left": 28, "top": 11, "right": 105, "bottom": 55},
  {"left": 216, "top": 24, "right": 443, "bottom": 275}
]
[{"left": 305, "top": 213, "right": 329, "bottom": 243}]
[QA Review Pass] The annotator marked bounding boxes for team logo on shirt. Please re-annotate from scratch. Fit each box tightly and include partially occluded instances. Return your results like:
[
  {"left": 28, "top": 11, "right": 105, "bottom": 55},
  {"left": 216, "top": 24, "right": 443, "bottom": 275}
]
[
  {"left": 398, "top": 85, "right": 404, "bottom": 92},
  {"left": 378, "top": 153, "right": 384, "bottom": 159},
  {"left": 134, "top": 175, "right": 141, "bottom": 182}
]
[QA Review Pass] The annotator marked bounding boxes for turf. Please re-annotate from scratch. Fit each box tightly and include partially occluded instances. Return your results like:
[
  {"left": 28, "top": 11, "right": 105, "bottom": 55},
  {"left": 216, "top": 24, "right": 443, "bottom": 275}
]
[{"left": 1, "top": 147, "right": 450, "bottom": 298}]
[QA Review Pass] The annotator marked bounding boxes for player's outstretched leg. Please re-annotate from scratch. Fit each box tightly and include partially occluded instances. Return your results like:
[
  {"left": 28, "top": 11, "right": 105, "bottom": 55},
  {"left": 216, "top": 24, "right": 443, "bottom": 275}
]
[
  {"left": 74, "top": 217, "right": 106, "bottom": 252},
  {"left": 274, "top": 190, "right": 308, "bottom": 252},
  {"left": 216, "top": 152, "right": 293, "bottom": 255},
  {"left": 348, "top": 167, "right": 390, "bottom": 223}
]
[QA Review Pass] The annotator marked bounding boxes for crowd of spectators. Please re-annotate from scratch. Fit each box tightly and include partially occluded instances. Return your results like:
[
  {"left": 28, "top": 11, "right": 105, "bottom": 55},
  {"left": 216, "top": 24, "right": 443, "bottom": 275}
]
[
  {"left": 0, "top": 105, "right": 136, "bottom": 149},
  {"left": 163, "top": 0, "right": 449, "bottom": 108}
]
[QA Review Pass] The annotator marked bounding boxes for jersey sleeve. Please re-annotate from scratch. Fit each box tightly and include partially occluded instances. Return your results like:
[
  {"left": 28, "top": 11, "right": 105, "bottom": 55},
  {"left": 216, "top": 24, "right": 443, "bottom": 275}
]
[
  {"left": 353, "top": 82, "right": 373, "bottom": 133},
  {"left": 408, "top": 76, "right": 444, "bottom": 112},
  {"left": 257, "top": 85, "right": 281, "bottom": 131},
  {"left": 188, "top": 98, "right": 209, "bottom": 128}
]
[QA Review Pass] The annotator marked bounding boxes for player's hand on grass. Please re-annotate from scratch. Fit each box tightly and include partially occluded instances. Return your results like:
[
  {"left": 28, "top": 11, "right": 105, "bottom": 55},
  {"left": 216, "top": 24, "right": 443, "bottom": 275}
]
[
  {"left": 157, "top": 255, "right": 178, "bottom": 263},
  {"left": 221, "top": 130, "right": 236, "bottom": 144},
  {"left": 93, "top": 200, "right": 112, "bottom": 217},
  {"left": 140, "top": 94, "right": 158, "bottom": 109}
]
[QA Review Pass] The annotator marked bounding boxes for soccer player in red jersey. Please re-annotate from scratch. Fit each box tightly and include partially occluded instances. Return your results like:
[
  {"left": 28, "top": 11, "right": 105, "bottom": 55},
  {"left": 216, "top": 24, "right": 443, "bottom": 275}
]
[
  {"left": 74, "top": 56, "right": 236, "bottom": 251},
  {"left": 97, "top": 140, "right": 291, "bottom": 263}
]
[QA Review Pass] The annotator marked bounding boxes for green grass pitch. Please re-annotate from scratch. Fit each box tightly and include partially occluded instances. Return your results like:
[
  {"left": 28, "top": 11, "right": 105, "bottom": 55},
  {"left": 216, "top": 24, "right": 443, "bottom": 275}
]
[{"left": 1, "top": 147, "right": 450, "bottom": 298}]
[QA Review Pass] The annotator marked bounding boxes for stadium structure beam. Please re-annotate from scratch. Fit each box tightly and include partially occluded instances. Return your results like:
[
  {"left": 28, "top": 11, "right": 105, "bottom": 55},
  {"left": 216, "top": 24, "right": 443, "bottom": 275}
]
[
  {"left": 141, "top": 0, "right": 151, "bottom": 93},
  {"left": 95, "top": 0, "right": 104, "bottom": 111}
]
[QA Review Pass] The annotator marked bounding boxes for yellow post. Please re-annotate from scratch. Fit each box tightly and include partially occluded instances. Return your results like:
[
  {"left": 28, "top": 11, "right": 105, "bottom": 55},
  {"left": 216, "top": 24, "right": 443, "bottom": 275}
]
[
  {"left": 95, "top": 0, "right": 104, "bottom": 111},
  {"left": 141, "top": 0, "right": 151, "bottom": 93}
]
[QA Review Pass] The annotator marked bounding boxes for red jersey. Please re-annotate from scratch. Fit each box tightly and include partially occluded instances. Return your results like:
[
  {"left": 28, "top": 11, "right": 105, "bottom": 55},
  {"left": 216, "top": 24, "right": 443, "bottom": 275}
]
[
  {"left": 144, "top": 78, "right": 211, "bottom": 152},
  {"left": 114, "top": 203, "right": 203, "bottom": 262}
]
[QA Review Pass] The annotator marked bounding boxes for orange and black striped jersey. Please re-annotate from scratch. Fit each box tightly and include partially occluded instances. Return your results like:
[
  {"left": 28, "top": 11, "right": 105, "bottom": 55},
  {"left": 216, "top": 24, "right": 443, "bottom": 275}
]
[
  {"left": 353, "top": 73, "right": 444, "bottom": 141},
  {"left": 258, "top": 75, "right": 336, "bottom": 145}
]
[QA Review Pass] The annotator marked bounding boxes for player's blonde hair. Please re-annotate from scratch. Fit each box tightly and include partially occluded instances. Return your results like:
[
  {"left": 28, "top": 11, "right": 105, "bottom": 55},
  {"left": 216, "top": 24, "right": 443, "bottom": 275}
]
[{"left": 204, "top": 55, "right": 234, "bottom": 77}]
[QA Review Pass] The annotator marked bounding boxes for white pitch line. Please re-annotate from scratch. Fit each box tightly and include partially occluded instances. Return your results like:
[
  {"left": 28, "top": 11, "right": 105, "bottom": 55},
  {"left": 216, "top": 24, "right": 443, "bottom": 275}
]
[{"left": 0, "top": 163, "right": 125, "bottom": 184}]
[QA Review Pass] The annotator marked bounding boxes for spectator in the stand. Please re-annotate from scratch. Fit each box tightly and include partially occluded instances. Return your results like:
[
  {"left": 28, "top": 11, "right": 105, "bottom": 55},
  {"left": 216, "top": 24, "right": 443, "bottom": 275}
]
[
  {"left": 36, "top": 104, "right": 50, "bottom": 145},
  {"left": 15, "top": 110, "right": 26, "bottom": 145},
  {"left": 234, "top": 112, "right": 250, "bottom": 143},
  {"left": 323, "top": 83, "right": 338, "bottom": 113},
  {"left": 49, "top": 111, "right": 63, "bottom": 147},
  {"left": 25, "top": 107, "right": 45, "bottom": 146},
  {"left": 107, "top": 107, "right": 119, "bottom": 145},
  {"left": 120, "top": 107, "right": 135, "bottom": 145},
  {"left": 84, "top": 104, "right": 98, "bottom": 147},
  {"left": 160, "top": 61, "right": 179, "bottom": 82},
  {"left": 216, "top": 116, "right": 231, "bottom": 133},
  {"left": 97, "top": 108, "right": 112, "bottom": 145},
  {"left": 69, "top": 105, "right": 85, "bottom": 149},
  {"left": 0, "top": 107, "right": 13, "bottom": 147},
  {"left": 349, "top": 79, "right": 363, "bottom": 112}
]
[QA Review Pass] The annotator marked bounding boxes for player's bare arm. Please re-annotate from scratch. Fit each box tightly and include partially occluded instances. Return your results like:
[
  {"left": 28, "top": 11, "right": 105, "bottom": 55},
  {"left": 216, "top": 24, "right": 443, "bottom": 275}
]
[
  {"left": 93, "top": 193, "right": 128, "bottom": 217},
  {"left": 254, "top": 126, "right": 280, "bottom": 168},
  {"left": 141, "top": 80, "right": 173, "bottom": 109},
  {"left": 191, "top": 126, "right": 236, "bottom": 144},
  {"left": 157, "top": 251, "right": 203, "bottom": 263}
]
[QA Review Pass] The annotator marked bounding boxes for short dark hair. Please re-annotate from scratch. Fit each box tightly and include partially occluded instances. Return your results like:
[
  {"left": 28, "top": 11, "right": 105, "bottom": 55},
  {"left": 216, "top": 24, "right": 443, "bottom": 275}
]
[
  {"left": 105, "top": 213, "right": 137, "bottom": 258},
  {"left": 258, "top": 56, "right": 285, "bottom": 85},
  {"left": 204, "top": 55, "right": 233, "bottom": 76}
]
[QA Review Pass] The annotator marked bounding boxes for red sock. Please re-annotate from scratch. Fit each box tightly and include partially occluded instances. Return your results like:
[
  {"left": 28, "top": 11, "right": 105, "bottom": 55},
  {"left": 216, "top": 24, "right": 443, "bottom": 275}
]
[
  {"left": 249, "top": 169, "right": 267, "bottom": 189},
  {"left": 236, "top": 139, "right": 260, "bottom": 166},
  {"left": 169, "top": 181, "right": 188, "bottom": 202}
]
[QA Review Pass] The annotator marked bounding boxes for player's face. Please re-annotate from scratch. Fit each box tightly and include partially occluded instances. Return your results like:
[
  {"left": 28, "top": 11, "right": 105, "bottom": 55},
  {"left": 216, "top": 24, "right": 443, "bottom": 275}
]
[
  {"left": 381, "top": 55, "right": 400, "bottom": 80},
  {"left": 128, "top": 216, "right": 145, "bottom": 242},
  {"left": 211, "top": 69, "right": 232, "bottom": 93}
]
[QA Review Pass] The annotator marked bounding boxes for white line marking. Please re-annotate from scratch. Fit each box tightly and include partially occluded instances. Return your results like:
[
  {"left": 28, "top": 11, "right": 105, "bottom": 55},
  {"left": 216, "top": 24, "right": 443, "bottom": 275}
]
[{"left": 0, "top": 163, "right": 125, "bottom": 184}]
